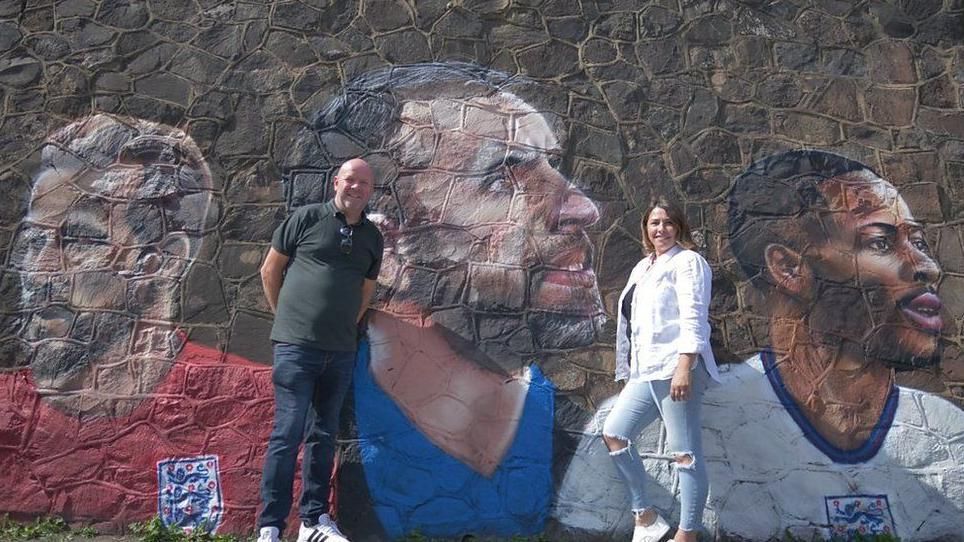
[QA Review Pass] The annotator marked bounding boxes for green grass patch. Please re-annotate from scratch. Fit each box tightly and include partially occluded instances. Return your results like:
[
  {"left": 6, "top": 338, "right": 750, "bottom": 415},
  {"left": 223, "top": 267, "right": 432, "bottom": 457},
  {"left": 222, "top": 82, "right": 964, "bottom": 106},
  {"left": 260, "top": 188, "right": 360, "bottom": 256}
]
[
  {"left": 398, "top": 532, "right": 549, "bottom": 542},
  {"left": 0, "top": 515, "right": 93, "bottom": 541},
  {"left": 128, "top": 517, "right": 248, "bottom": 542}
]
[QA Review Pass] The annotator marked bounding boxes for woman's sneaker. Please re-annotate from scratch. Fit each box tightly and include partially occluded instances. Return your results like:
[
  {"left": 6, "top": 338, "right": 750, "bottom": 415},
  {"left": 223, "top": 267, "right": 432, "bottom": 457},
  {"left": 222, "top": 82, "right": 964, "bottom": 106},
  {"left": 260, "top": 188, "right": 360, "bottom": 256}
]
[
  {"left": 632, "top": 512, "right": 671, "bottom": 542},
  {"left": 297, "top": 513, "right": 350, "bottom": 542},
  {"left": 258, "top": 526, "right": 280, "bottom": 542}
]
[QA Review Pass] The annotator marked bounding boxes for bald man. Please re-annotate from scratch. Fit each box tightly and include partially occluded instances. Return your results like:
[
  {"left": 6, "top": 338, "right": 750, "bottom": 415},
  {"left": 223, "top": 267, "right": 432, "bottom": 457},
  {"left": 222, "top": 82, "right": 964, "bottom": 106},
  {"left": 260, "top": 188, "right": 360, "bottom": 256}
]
[{"left": 257, "top": 159, "right": 384, "bottom": 542}]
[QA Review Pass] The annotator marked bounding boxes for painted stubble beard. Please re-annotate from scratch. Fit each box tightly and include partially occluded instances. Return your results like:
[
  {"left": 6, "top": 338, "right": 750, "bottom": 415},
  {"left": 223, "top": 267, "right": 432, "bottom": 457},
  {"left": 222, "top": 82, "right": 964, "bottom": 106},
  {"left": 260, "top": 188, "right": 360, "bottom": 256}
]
[
  {"left": 390, "top": 166, "right": 604, "bottom": 376},
  {"left": 522, "top": 165, "right": 605, "bottom": 357},
  {"left": 15, "top": 177, "right": 189, "bottom": 410}
]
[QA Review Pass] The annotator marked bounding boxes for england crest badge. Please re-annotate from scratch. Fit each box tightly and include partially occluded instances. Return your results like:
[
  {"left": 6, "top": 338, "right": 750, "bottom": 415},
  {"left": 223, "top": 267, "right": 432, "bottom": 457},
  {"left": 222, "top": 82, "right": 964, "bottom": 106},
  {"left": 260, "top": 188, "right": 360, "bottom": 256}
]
[
  {"left": 157, "top": 455, "right": 223, "bottom": 533},
  {"left": 825, "top": 494, "right": 896, "bottom": 539}
]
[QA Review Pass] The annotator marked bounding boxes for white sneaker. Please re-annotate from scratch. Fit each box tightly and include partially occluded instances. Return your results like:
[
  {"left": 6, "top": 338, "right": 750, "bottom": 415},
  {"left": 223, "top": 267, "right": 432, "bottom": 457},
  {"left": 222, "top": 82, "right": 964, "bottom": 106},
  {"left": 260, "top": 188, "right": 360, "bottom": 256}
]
[
  {"left": 297, "top": 513, "right": 349, "bottom": 542},
  {"left": 632, "top": 511, "right": 671, "bottom": 542},
  {"left": 258, "top": 526, "right": 280, "bottom": 542}
]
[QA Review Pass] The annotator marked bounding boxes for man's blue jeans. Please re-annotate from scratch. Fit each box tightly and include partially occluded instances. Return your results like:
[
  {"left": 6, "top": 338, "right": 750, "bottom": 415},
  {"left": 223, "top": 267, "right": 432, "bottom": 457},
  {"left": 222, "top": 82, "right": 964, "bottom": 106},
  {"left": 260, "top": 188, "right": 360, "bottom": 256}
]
[{"left": 258, "top": 342, "right": 356, "bottom": 531}]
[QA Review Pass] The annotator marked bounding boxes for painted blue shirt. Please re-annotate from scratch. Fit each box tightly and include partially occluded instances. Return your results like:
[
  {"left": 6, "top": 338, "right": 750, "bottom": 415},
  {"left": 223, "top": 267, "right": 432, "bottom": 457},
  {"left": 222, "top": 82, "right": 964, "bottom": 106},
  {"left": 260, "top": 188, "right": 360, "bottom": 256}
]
[{"left": 353, "top": 339, "right": 554, "bottom": 539}]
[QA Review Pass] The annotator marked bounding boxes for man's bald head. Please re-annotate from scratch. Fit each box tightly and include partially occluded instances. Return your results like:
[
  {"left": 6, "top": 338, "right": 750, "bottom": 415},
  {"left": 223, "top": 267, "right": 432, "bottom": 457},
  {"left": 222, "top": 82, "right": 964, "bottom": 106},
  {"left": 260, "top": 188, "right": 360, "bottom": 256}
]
[
  {"left": 337, "top": 158, "right": 374, "bottom": 181},
  {"left": 332, "top": 157, "right": 376, "bottom": 222}
]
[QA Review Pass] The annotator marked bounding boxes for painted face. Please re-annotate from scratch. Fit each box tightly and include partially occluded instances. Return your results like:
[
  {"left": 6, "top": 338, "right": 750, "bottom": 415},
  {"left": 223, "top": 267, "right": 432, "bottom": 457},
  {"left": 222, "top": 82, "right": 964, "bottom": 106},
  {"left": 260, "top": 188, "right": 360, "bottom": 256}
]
[
  {"left": 10, "top": 117, "right": 210, "bottom": 412},
  {"left": 332, "top": 161, "right": 375, "bottom": 217},
  {"left": 386, "top": 91, "right": 604, "bottom": 368},
  {"left": 645, "top": 207, "right": 679, "bottom": 255},
  {"left": 807, "top": 172, "right": 942, "bottom": 367}
]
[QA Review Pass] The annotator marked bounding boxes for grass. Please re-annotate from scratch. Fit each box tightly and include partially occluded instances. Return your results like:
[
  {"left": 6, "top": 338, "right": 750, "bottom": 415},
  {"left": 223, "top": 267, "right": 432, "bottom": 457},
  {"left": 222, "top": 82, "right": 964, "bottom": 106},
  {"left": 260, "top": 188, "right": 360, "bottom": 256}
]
[
  {"left": 128, "top": 518, "right": 247, "bottom": 542},
  {"left": 777, "top": 528, "right": 902, "bottom": 542},
  {"left": 0, "top": 515, "right": 94, "bottom": 541},
  {"left": 399, "top": 533, "right": 549, "bottom": 542},
  {"left": 0, "top": 515, "right": 251, "bottom": 542},
  {"left": 0, "top": 516, "right": 906, "bottom": 542}
]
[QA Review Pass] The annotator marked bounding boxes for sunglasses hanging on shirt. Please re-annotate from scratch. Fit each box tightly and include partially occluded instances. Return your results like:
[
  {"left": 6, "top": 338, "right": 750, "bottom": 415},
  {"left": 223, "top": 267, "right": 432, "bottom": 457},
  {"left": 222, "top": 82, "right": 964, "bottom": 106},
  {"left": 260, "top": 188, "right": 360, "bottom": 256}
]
[{"left": 339, "top": 225, "right": 353, "bottom": 255}]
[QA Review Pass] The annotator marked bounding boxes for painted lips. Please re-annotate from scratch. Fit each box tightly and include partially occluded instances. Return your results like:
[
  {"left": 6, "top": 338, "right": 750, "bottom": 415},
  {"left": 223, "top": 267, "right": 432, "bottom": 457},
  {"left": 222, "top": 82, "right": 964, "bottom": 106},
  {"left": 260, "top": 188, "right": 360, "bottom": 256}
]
[
  {"left": 899, "top": 291, "right": 943, "bottom": 333},
  {"left": 542, "top": 245, "right": 596, "bottom": 286},
  {"left": 534, "top": 245, "right": 603, "bottom": 313}
]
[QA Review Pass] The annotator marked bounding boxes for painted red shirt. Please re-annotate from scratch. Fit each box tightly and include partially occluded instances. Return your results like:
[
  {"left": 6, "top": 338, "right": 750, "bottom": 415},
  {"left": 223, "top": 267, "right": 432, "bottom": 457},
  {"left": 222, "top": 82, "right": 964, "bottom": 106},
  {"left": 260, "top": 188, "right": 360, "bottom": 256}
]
[{"left": 0, "top": 341, "right": 289, "bottom": 533}]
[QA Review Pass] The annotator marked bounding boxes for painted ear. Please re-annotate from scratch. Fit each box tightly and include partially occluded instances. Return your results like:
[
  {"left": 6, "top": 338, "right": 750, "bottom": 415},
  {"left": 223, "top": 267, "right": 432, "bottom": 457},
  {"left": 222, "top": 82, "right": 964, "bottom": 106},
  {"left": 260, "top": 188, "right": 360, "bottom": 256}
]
[{"left": 764, "top": 243, "right": 810, "bottom": 296}]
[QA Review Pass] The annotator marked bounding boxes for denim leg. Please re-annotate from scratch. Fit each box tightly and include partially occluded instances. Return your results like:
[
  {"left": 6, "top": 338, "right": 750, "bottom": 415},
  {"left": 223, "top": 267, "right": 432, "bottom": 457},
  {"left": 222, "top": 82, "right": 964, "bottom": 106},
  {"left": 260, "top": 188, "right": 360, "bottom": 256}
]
[
  {"left": 602, "top": 379, "right": 661, "bottom": 512},
  {"left": 258, "top": 343, "right": 325, "bottom": 531},
  {"left": 299, "top": 349, "right": 356, "bottom": 523},
  {"left": 652, "top": 362, "right": 710, "bottom": 532}
]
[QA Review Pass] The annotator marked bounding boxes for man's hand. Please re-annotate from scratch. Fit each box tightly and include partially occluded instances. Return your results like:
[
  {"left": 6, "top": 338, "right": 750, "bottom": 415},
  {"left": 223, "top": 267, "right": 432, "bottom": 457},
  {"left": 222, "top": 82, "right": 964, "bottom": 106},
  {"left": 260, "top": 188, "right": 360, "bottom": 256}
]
[
  {"left": 356, "top": 278, "right": 377, "bottom": 323},
  {"left": 260, "top": 247, "right": 289, "bottom": 314}
]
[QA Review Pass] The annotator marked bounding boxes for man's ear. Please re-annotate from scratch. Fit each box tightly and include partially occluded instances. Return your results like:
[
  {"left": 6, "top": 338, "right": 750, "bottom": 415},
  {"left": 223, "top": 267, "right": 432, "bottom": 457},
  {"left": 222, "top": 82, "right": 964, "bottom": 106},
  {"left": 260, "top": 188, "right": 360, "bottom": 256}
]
[{"left": 764, "top": 243, "right": 811, "bottom": 297}]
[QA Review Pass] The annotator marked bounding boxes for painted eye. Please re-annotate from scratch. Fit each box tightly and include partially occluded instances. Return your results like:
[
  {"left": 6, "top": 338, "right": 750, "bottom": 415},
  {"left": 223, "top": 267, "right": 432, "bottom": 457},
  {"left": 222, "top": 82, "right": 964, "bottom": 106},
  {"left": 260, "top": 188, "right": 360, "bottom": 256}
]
[
  {"left": 911, "top": 237, "right": 931, "bottom": 254},
  {"left": 867, "top": 237, "right": 893, "bottom": 252}
]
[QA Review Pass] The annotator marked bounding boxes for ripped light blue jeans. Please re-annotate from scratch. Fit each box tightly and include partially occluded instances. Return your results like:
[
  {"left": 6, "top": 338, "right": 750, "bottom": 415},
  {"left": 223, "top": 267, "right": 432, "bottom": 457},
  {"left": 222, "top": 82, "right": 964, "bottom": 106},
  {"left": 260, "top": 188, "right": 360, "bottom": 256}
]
[{"left": 602, "top": 361, "right": 710, "bottom": 532}]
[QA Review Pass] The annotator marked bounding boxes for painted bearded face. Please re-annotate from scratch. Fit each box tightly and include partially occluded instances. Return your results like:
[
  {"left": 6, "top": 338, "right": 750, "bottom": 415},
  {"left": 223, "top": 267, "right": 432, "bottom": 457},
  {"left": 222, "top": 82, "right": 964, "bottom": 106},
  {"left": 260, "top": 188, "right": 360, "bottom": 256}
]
[
  {"left": 383, "top": 91, "right": 604, "bottom": 373},
  {"left": 805, "top": 172, "right": 942, "bottom": 368},
  {"left": 11, "top": 115, "right": 211, "bottom": 414}
]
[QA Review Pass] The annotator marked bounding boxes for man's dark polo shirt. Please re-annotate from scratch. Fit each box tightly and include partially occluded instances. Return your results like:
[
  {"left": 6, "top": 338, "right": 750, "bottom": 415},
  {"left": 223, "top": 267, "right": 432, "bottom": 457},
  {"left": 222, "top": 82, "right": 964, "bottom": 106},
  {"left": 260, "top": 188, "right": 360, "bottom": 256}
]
[{"left": 270, "top": 200, "right": 383, "bottom": 352}]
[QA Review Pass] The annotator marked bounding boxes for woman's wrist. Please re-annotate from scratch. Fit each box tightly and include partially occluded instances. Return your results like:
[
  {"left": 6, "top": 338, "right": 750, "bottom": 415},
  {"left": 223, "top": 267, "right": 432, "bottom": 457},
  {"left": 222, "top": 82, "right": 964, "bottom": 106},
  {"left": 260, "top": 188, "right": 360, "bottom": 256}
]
[{"left": 677, "top": 353, "right": 697, "bottom": 370}]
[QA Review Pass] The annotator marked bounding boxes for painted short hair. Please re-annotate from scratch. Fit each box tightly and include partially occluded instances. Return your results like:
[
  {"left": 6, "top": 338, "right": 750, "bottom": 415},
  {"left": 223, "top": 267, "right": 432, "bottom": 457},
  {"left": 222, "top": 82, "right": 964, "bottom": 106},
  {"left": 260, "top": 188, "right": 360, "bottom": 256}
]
[
  {"left": 727, "top": 149, "right": 877, "bottom": 288},
  {"left": 283, "top": 62, "right": 528, "bottom": 209}
]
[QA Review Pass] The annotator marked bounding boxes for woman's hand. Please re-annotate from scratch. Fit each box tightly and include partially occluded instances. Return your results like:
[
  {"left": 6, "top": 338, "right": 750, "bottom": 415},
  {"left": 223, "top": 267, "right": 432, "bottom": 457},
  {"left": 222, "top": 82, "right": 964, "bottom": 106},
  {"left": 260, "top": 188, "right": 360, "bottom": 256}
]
[{"left": 671, "top": 353, "right": 697, "bottom": 401}]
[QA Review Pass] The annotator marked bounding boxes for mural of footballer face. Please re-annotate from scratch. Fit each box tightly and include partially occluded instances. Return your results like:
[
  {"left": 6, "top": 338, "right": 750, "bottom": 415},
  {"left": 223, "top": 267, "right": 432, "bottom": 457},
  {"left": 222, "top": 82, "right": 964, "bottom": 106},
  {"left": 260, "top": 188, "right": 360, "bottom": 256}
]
[
  {"left": 8, "top": 114, "right": 213, "bottom": 417},
  {"left": 806, "top": 172, "right": 941, "bottom": 365},
  {"left": 380, "top": 86, "right": 605, "bottom": 372},
  {"left": 728, "top": 149, "right": 944, "bottom": 450}
]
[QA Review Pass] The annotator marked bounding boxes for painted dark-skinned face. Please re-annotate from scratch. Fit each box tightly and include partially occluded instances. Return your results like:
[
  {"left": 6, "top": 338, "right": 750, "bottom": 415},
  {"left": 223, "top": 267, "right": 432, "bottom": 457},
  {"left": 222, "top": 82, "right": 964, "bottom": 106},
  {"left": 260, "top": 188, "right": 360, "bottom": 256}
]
[
  {"left": 800, "top": 172, "right": 942, "bottom": 367},
  {"left": 386, "top": 91, "right": 604, "bottom": 372}
]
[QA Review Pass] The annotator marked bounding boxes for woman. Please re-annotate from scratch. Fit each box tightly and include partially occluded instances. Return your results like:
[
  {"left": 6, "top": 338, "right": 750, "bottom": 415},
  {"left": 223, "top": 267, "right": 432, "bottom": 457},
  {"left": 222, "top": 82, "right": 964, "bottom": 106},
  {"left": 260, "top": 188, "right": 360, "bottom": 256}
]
[{"left": 603, "top": 198, "right": 721, "bottom": 542}]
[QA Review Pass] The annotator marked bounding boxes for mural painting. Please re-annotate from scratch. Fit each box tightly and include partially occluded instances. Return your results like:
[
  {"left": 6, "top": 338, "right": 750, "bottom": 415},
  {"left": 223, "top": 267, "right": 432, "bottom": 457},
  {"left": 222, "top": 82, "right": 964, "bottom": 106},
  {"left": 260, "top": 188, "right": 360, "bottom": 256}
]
[
  {"left": 283, "top": 63, "right": 604, "bottom": 540},
  {"left": 1, "top": 1, "right": 963, "bottom": 541},
  {"left": 0, "top": 114, "right": 276, "bottom": 532},
  {"left": 704, "top": 150, "right": 964, "bottom": 540},
  {"left": 559, "top": 150, "right": 964, "bottom": 541}
]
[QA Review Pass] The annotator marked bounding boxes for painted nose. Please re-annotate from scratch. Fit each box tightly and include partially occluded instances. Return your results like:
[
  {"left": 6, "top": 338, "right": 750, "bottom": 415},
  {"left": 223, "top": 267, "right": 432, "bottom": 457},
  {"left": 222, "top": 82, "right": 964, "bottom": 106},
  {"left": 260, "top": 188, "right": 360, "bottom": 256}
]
[
  {"left": 558, "top": 188, "right": 599, "bottom": 233},
  {"left": 911, "top": 254, "right": 940, "bottom": 285}
]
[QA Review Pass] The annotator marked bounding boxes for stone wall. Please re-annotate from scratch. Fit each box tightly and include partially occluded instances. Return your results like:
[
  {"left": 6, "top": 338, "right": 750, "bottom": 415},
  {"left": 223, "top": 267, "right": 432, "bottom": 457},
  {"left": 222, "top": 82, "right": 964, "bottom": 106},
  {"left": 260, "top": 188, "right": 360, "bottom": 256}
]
[{"left": 1, "top": 0, "right": 962, "bottom": 540}]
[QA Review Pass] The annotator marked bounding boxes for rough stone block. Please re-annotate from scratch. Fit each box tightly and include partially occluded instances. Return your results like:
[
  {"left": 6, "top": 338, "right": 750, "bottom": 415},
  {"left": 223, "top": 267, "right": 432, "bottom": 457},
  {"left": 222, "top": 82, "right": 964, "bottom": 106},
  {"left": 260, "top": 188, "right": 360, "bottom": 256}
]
[
  {"left": 921, "top": 75, "right": 961, "bottom": 108},
  {"left": 880, "top": 151, "right": 941, "bottom": 186},
  {"left": 813, "top": 78, "right": 861, "bottom": 121},
  {"left": 773, "top": 111, "right": 841, "bottom": 144},
  {"left": 635, "top": 37, "right": 684, "bottom": 75},
  {"left": 898, "top": 183, "right": 944, "bottom": 222},
  {"left": 517, "top": 40, "right": 580, "bottom": 79},
  {"left": 864, "top": 86, "right": 916, "bottom": 126},
  {"left": 685, "top": 14, "right": 732, "bottom": 45},
  {"left": 867, "top": 40, "right": 917, "bottom": 84},
  {"left": 918, "top": 109, "right": 964, "bottom": 138}
]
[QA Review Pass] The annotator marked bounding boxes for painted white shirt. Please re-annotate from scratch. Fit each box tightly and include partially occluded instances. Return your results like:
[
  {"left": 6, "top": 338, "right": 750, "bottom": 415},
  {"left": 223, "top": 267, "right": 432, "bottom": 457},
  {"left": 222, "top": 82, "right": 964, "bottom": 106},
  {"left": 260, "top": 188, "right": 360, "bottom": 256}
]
[
  {"left": 703, "top": 354, "right": 964, "bottom": 541},
  {"left": 615, "top": 245, "right": 719, "bottom": 383},
  {"left": 553, "top": 355, "right": 964, "bottom": 541}
]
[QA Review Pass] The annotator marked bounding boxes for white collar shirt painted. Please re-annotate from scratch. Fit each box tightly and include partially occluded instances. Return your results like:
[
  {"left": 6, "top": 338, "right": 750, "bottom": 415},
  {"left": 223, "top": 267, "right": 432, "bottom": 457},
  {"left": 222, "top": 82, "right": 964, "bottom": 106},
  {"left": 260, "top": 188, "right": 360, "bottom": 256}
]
[{"left": 614, "top": 244, "right": 720, "bottom": 383}]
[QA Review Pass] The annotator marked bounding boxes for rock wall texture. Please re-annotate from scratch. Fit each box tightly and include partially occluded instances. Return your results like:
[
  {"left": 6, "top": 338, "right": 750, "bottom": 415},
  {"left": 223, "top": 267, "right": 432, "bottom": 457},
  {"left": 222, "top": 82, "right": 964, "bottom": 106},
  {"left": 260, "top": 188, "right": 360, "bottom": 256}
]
[{"left": 1, "top": 0, "right": 963, "bottom": 540}]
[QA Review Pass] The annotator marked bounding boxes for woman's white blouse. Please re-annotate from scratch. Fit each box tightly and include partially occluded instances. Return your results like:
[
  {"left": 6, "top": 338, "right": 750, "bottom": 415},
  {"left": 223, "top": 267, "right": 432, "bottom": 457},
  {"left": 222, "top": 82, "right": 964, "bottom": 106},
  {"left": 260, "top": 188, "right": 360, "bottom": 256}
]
[{"left": 614, "top": 244, "right": 721, "bottom": 383}]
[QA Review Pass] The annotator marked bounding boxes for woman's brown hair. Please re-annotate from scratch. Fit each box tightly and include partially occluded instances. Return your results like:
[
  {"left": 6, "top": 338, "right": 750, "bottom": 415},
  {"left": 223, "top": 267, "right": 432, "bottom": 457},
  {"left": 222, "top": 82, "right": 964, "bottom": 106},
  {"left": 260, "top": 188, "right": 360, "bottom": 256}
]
[{"left": 641, "top": 197, "right": 696, "bottom": 254}]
